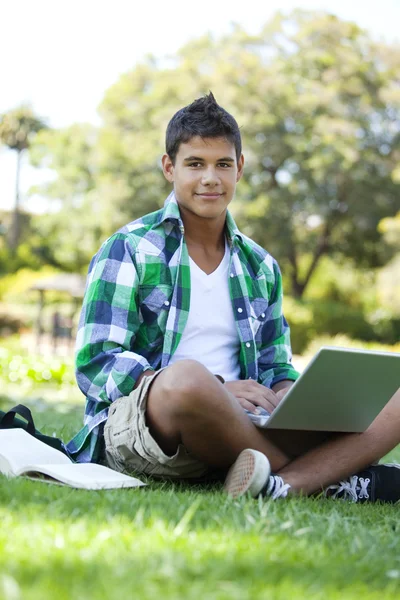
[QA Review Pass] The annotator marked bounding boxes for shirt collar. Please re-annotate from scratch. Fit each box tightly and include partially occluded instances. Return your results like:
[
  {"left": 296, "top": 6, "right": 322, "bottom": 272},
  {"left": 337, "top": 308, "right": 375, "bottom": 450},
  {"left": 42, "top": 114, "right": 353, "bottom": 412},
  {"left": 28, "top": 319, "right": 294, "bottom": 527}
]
[
  {"left": 158, "top": 191, "right": 244, "bottom": 244},
  {"left": 159, "top": 191, "right": 183, "bottom": 226}
]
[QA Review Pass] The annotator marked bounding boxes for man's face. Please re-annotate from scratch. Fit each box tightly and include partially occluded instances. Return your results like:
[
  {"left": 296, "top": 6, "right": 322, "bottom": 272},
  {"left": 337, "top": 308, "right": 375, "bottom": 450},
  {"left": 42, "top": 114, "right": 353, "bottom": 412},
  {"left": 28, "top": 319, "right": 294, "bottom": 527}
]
[{"left": 162, "top": 136, "right": 244, "bottom": 221}]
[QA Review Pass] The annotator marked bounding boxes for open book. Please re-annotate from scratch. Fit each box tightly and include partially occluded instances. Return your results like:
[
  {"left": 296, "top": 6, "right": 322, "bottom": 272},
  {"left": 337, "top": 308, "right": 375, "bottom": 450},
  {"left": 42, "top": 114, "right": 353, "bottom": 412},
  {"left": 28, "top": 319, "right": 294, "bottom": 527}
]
[{"left": 0, "top": 429, "right": 146, "bottom": 490}]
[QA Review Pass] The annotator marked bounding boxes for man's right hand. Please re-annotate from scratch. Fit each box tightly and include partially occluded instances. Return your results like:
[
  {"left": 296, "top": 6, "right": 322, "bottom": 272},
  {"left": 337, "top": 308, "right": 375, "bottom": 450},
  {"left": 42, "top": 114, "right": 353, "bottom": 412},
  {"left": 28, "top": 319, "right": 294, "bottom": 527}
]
[{"left": 224, "top": 380, "right": 281, "bottom": 415}]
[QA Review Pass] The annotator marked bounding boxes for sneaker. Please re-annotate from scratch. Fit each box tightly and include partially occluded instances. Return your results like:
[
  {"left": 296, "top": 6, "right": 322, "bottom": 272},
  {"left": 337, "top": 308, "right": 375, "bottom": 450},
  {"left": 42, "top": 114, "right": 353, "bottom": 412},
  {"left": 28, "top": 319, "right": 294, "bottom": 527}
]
[
  {"left": 223, "top": 448, "right": 291, "bottom": 499},
  {"left": 325, "top": 463, "right": 400, "bottom": 503}
]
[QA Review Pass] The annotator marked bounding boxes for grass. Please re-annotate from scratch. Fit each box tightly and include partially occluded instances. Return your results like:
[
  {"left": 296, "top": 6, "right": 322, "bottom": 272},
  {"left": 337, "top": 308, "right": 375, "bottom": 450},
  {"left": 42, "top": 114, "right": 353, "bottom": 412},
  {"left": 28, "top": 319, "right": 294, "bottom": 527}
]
[{"left": 1, "top": 398, "right": 400, "bottom": 600}]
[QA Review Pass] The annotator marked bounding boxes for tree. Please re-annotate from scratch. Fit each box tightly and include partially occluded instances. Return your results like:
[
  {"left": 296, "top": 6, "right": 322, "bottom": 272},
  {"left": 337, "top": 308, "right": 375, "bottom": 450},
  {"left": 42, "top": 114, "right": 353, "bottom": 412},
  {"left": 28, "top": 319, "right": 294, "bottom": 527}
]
[
  {"left": 30, "top": 12, "right": 400, "bottom": 294},
  {"left": 215, "top": 12, "right": 400, "bottom": 296},
  {"left": 377, "top": 212, "right": 400, "bottom": 315},
  {"left": 379, "top": 212, "right": 400, "bottom": 250},
  {"left": 29, "top": 123, "right": 100, "bottom": 272},
  {"left": 0, "top": 106, "right": 47, "bottom": 251}
]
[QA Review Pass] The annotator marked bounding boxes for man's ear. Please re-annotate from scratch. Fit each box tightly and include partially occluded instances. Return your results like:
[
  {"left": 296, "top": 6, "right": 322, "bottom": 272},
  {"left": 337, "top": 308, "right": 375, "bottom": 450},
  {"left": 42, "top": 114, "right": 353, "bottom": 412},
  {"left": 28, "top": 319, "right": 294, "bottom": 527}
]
[
  {"left": 162, "top": 153, "right": 174, "bottom": 183},
  {"left": 236, "top": 154, "right": 244, "bottom": 183}
]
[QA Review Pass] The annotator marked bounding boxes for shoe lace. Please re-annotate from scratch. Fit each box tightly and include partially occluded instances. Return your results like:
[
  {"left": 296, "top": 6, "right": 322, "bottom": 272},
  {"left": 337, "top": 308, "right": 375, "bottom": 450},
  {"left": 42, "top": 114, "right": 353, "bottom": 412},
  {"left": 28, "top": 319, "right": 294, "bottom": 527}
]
[
  {"left": 326, "top": 475, "right": 371, "bottom": 502},
  {"left": 266, "top": 475, "right": 291, "bottom": 499}
]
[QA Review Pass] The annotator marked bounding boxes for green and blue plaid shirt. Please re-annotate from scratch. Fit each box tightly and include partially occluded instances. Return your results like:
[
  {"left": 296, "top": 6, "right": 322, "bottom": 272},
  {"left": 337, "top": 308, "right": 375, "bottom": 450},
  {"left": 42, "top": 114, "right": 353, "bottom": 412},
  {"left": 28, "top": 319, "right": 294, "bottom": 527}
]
[{"left": 67, "top": 192, "right": 299, "bottom": 462}]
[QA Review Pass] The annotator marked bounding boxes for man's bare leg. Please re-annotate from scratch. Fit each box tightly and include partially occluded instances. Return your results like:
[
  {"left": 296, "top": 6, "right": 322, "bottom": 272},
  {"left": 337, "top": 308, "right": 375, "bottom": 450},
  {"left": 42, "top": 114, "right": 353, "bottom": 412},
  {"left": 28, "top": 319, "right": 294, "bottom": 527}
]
[
  {"left": 274, "top": 388, "right": 400, "bottom": 496},
  {"left": 145, "top": 359, "right": 289, "bottom": 472},
  {"left": 147, "top": 360, "right": 400, "bottom": 496}
]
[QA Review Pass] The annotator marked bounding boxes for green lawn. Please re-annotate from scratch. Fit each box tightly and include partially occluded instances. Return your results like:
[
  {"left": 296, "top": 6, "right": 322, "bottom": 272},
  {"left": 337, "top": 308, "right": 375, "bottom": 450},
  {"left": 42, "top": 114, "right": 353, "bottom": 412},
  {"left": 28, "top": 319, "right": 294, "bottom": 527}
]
[{"left": 1, "top": 398, "right": 400, "bottom": 600}]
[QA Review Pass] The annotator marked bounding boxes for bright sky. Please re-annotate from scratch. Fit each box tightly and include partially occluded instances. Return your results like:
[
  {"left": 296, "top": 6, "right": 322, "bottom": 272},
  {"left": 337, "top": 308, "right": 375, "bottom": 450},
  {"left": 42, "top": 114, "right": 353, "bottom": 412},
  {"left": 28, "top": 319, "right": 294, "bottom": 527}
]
[{"left": 1, "top": 0, "right": 399, "bottom": 213}]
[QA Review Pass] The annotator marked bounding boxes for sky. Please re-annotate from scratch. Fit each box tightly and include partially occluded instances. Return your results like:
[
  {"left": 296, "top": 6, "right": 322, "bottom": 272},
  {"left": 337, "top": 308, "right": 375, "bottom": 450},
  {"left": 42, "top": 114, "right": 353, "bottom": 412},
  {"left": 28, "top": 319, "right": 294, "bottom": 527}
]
[{"left": 1, "top": 0, "right": 399, "bottom": 213}]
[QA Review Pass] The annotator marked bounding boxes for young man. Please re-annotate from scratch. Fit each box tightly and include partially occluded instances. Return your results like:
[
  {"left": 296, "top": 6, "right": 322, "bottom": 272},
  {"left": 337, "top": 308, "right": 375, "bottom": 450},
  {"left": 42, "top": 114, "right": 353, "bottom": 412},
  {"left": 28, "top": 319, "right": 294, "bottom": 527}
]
[{"left": 67, "top": 93, "right": 400, "bottom": 503}]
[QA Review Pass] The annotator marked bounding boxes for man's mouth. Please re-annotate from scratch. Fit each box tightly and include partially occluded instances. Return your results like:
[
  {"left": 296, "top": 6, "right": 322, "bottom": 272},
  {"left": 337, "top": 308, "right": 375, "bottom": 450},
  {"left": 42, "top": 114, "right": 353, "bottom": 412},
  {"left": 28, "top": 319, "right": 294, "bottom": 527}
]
[{"left": 195, "top": 192, "right": 224, "bottom": 198}]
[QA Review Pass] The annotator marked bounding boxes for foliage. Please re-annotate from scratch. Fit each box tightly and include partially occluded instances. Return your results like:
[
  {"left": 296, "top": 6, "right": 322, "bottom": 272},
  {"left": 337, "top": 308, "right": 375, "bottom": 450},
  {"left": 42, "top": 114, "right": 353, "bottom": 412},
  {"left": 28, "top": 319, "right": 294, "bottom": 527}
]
[
  {"left": 0, "top": 211, "right": 41, "bottom": 274},
  {"left": 29, "top": 124, "right": 100, "bottom": 272},
  {"left": 0, "top": 266, "right": 59, "bottom": 302},
  {"left": 0, "top": 347, "right": 75, "bottom": 386},
  {"left": 377, "top": 214, "right": 400, "bottom": 314},
  {"left": 377, "top": 254, "right": 400, "bottom": 316},
  {"left": 283, "top": 296, "right": 316, "bottom": 353},
  {"left": 231, "top": 12, "right": 400, "bottom": 296},
  {"left": 301, "top": 255, "right": 377, "bottom": 310},
  {"left": 0, "top": 106, "right": 46, "bottom": 152},
  {"left": 28, "top": 11, "right": 400, "bottom": 297},
  {"left": 0, "top": 267, "right": 69, "bottom": 341},
  {"left": 312, "top": 302, "right": 378, "bottom": 340},
  {"left": 284, "top": 296, "right": 400, "bottom": 354},
  {"left": 0, "top": 268, "right": 83, "bottom": 351},
  {"left": 0, "top": 105, "right": 47, "bottom": 252},
  {"left": 379, "top": 212, "right": 400, "bottom": 250},
  {"left": 0, "top": 344, "right": 79, "bottom": 405},
  {"left": 0, "top": 312, "right": 25, "bottom": 336},
  {"left": 304, "top": 334, "right": 400, "bottom": 357}
]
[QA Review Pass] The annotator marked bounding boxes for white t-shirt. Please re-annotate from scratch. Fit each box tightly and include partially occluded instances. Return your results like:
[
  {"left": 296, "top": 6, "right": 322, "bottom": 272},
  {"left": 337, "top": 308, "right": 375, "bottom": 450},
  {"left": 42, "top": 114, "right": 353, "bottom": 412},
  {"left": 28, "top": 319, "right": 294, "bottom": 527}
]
[{"left": 168, "top": 242, "right": 241, "bottom": 381}]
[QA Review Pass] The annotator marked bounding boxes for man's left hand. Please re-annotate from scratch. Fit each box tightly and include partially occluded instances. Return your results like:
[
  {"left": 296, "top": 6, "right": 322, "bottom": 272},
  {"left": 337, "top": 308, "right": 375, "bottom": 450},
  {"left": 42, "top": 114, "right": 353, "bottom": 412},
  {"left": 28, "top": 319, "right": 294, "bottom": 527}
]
[{"left": 272, "top": 381, "right": 294, "bottom": 403}]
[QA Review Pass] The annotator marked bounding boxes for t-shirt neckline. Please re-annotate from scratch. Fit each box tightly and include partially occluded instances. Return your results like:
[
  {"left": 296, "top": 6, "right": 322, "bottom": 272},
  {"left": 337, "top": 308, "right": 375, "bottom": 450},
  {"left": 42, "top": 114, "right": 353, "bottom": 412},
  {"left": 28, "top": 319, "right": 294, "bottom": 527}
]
[{"left": 189, "top": 239, "right": 230, "bottom": 279}]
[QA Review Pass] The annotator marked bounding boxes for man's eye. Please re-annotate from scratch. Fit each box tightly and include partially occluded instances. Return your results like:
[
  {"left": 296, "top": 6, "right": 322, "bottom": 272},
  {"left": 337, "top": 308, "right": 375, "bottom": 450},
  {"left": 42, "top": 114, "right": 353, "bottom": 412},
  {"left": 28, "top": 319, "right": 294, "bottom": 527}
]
[
  {"left": 219, "top": 163, "right": 231, "bottom": 168},
  {"left": 188, "top": 162, "right": 202, "bottom": 167}
]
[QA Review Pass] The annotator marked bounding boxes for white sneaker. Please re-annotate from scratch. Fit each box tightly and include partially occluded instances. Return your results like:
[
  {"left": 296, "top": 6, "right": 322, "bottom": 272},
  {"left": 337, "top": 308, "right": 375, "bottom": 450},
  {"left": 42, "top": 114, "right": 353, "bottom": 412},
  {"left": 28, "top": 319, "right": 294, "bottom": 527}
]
[
  {"left": 223, "top": 449, "right": 271, "bottom": 498},
  {"left": 224, "top": 449, "right": 292, "bottom": 499}
]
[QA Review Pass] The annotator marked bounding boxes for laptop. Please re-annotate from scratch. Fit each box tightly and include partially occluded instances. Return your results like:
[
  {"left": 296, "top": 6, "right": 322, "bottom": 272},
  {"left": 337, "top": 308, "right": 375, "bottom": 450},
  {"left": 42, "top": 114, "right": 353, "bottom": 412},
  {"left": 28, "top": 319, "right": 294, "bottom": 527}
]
[{"left": 247, "top": 346, "right": 400, "bottom": 432}]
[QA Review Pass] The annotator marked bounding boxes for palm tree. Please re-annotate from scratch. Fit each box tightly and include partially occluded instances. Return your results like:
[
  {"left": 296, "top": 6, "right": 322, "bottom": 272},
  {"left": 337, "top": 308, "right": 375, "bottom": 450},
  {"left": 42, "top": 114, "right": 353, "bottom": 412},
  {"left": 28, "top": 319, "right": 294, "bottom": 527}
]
[{"left": 0, "top": 106, "right": 47, "bottom": 251}]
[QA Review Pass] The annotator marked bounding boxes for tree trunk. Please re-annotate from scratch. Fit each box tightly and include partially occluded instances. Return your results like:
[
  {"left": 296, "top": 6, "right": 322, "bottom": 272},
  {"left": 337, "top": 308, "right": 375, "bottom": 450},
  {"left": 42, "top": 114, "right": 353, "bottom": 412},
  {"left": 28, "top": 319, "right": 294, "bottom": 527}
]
[
  {"left": 301, "top": 220, "right": 332, "bottom": 294},
  {"left": 9, "top": 149, "right": 22, "bottom": 252},
  {"left": 287, "top": 235, "right": 304, "bottom": 299},
  {"left": 289, "top": 219, "right": 332, "bottom": 298}
]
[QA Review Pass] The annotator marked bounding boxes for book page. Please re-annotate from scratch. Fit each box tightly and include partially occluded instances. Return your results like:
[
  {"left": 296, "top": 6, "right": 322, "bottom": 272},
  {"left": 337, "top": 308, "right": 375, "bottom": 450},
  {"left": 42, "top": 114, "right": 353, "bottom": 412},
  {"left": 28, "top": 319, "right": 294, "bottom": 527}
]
[
  {"left": 0, "top": 429, "right": 71, "bottom": 475},
  {"left": 18, "top": 463, "right": 146, "bottom": 490}
]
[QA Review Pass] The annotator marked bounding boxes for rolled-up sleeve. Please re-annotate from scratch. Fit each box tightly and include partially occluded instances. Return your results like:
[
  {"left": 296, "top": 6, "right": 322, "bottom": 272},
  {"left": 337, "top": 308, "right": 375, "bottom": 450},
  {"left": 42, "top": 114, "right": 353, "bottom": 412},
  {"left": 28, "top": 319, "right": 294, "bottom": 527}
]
[
  {"left": 76, "top": 234, "right": 153, "bottom": 411},
  {"left": 257, "top": 262, "right": 300, "bottom": 388}
]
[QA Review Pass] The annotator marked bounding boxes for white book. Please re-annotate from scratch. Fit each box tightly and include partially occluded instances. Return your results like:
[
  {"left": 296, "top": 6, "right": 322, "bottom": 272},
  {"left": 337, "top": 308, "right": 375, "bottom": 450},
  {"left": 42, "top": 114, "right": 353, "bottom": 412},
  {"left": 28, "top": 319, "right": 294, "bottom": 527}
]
[{"left": 0, "top": 429, "right": 146, "bottom": 490}]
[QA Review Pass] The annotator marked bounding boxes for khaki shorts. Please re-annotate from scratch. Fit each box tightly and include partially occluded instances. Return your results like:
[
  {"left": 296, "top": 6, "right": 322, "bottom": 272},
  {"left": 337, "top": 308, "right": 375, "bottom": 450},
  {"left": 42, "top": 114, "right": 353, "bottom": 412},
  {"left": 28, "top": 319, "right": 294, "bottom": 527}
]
[{"left": 104, "top": 370, "right": 210, "bottom": 479}]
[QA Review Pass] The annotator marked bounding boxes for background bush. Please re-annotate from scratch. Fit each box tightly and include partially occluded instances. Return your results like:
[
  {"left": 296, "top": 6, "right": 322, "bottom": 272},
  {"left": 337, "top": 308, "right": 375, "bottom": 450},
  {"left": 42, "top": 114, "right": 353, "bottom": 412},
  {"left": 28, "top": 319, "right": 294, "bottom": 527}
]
[
  {"left": 0, "top": 312, "right": 26, "bottom": 336},
  {"left": 284, "top": 298, "right": 400, "bottom": 354}
]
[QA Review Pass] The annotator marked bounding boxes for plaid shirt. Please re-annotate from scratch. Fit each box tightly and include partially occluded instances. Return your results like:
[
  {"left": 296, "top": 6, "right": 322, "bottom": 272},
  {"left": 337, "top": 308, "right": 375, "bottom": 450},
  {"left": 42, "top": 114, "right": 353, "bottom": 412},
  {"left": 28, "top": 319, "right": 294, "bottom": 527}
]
[{"left": 67, "top": 192, "right": 299, "bottom": 462}]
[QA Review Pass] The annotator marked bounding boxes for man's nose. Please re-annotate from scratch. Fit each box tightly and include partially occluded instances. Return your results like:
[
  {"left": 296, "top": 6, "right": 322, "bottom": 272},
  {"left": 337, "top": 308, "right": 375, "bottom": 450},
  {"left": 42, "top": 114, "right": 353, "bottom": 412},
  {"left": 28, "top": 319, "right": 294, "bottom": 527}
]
[{"left": 201, "top": 167, "right": 220, "bottom": 185}]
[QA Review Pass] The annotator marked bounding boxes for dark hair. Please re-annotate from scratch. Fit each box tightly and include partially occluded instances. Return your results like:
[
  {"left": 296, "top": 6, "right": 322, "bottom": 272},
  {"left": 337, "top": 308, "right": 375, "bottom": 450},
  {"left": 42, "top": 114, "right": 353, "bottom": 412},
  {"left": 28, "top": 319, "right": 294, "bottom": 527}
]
[{"left": 165, "top": 92, "right": 242, "bottom": 164}]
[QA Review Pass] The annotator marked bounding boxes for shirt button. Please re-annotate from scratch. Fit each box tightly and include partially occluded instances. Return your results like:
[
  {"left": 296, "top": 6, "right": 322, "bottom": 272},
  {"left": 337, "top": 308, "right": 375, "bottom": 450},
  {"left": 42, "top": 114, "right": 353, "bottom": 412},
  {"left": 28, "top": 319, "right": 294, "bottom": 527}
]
[
  {"left": 246, "top": 342, "right": 251, "bottom": 348},
  {"left": 237, "top": 308, "right": 243, "bottom": 313},
  {"left": 230, "top": 273, "right": 234, "bottom": 278},
  {"left": 261, "top": 313, "right": 265, "bottom": 318},
  {"left": 164, "top": 301, "right": 170, "bottom": 306}
]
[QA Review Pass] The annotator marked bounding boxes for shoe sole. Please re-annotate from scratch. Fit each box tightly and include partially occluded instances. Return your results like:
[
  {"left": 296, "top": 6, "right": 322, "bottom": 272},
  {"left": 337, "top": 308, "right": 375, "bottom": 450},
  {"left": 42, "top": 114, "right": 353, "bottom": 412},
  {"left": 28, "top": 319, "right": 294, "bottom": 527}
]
[{"left": 223, "top": 449, "right": 271, "bottom": 498}]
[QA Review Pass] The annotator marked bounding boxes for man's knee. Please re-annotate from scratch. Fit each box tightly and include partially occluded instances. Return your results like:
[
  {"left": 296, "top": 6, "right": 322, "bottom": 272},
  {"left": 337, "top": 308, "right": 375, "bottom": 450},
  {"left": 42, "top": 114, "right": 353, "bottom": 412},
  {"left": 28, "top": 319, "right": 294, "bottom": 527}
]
[{"left": 154, "top": 359, "right": 222, "bottom": 417}]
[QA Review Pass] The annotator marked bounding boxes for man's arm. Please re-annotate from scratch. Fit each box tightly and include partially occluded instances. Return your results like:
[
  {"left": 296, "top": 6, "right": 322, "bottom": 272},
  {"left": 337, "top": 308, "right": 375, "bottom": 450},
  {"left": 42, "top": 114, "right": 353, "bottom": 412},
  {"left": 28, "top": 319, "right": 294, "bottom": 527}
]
[
  {"left": 224, "top": 378, "right": 294, "bottom": 414},
  {"left": 257, "top": 260, "right": 299, "bottom": 389},
  {"left": 272, "top": 379, "right": 295, "bottom": 400},
  {"left": 76, "top": 234, "right": 154, "bottom": 407},
  {"left": 225, "top": 261, "right": 298, "bottom": 413}
]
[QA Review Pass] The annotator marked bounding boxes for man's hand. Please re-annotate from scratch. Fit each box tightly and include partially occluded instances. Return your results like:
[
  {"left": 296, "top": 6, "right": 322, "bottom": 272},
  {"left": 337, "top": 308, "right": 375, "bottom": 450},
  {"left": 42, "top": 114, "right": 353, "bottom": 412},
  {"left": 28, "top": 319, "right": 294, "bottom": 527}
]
[
  {"left": 224, "top": 380, "right": 281, "bottom": 414},
  {"left": 224, "top": 379, "right": 295, "bottom": 414},
  {"left": 272, "top": 380, "right": 294, "bottom": 403}
]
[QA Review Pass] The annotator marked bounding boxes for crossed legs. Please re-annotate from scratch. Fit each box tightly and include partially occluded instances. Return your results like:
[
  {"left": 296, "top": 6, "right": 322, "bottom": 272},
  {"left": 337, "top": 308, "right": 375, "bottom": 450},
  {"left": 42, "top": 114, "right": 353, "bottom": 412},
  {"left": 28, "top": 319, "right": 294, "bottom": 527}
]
[
  {"left": 275, "top": 386, "right": 400, "bottom": 495},
  {"left": 146, "top": 359, "right": 400, "bottom": 495},
  {"left": 146, "top": 360, "right": 290, "bottom": 472}
]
